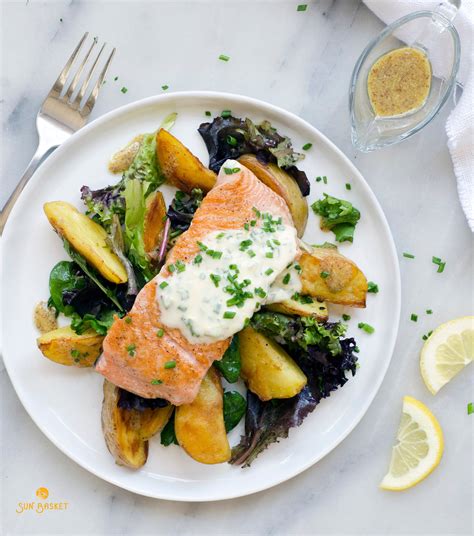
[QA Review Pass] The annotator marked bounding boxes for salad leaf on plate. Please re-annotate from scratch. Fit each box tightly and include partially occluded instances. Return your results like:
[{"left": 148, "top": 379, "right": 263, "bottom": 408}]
[
  {"left": 230, "top": 313, "right": 358, "bottom": 466},
  {"left": 161, "top": 410, "right": 179, "bottom": 446},
  {"left": 167, "top": 188, "right": 203, "bottom": 242},
  {"left": 214, "top": 336, "right": 241, "bottom": 383},
  {"left": 223, "top": 391, "right": 247, "bottom": 432},
  {"left": 198, "top": 115, "right": 310, "bottom": 196},
  {"left": 311, "top": 193, "right": 361, "bottom": 243}
]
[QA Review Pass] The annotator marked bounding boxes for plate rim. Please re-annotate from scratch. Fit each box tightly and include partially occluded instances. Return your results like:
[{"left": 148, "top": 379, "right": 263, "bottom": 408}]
[{"left": 1, "top": 90, "right": 401, "bottom": 501}]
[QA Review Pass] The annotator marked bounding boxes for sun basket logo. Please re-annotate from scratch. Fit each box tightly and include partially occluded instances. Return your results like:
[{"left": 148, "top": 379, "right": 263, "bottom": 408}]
[{"left": 16, "top": 487, "right": 69, "bottom": 514}]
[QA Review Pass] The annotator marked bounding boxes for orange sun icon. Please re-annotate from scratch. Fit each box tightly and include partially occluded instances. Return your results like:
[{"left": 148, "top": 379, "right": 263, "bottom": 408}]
[{"left": 36, "top": 487, "right": 49, "bottom": 500}]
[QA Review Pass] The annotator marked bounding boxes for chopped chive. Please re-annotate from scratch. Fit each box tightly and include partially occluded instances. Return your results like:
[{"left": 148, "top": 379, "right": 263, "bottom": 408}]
[
  {"left": 120, "top": 86, "right": 128, "bottom": 94},
  {"left": 205, "top": 110, "right": 212, "bottom": 116},
  {"left": 175, "top": 260, "right": 186, "bottom": 272},
  {"left": 151, "top": 378, "right": 163, "bottom": 385},
  {"left": 265, "top": 268, "right": 274, "bottom": 276},
  {"left": 302, "top": 142, "right": 312, "bottom": 150},
  {"left": 126, "top": 343, "right": 136, "bottom": 357},
  {"left": 468, "top": 402, "right": 473, "bottom": 415},
  {"left": 226, "top": 134, "right": 237, "bottom": 146},
  {"left": 221, "top": 109, "right": 231, "bottom": 118},
  {"left": 297, "top": 4, "right": 307, "bottom": 11},
  {"left": 410, "top": 314, "right": 418, "bottom": 322},
  {"left": 294, "top": 264, "right": 301, "bottom": 272},
  {"left": 114, "top": 76, "right": 118, "bottom": 81},
  {"left": 354, "top": 346, "right": 360, "bottom": 353},
  {"left": 320, "top": 271, "right": 330, "bottom": 279},
  {"left": 422, "top": 330, "right": 433, "bottom": 341},
  {"left": 168, "top": 263, "right": 176, "bottom": 273},
  {"left": 316, "top": 176, "right": 322, "bottom": 182},
  {"left": 265, "top": 252, "right": 274, "bottom": 258},
  {"left": 254, "top": 287, "right": 267, "bottom": 299},
  {"left": 342, "top": 314, "right": 351, "bottom": 321},
  {"left": 244, "top": 317, "right": 250, "bottom": 327},
  {"left": 207, "top": 249, "right": 222, "bottom": 259},
  {"left": 345, "top": 183, "right": 351, "bottom": 190},
  {"left": 223, "top": 166, "right": 240, "bottom": 174},
  {"left": 161, "top": 84, "right": 169, "bottom": 90},
  {"left": 243, "top": 222, "right": 249, "bottom": 230},
  {"left": 164, "top": 360, "right": 176, "bottom": 369},
  {"left": 223, "top": 311, "right": 236, "bottom": 319},
  {"left": 282, "top": 273, "right": 291, "bottom": 285},
  {"left": 323, "top": 176, "right": 327, "bottom": 184},
  {"left": 124, "top": 316, "right": 132, "bottom": 324},
  {"left": 216, "top": 232, "right": 225, "bottom": 239},
  {"left": 426, "top": 309, "right": 433, "bottom": 314},
  {"left": 403, "top": 252, "right": 415, "bottom": 259},
  {"left": 219, "top": 54, "right": 230, "bottom": 62},
  {"left": 210, "top": 274, "right": 221, "bottom": 287},
  {"left": 247, "top": 250, "right": 256, "bottom": 258},
  {"left": 252, "top": 207, "right": 261, "bottom": 218},
  {"left": 358, "top": 322, "right": 374, "bottom": 334},
  {"left": 367, "top": 281, "right": 379, "bottom": 293},
  {"left": 432, "top": 256, "right": 442, "bottom": 264},
  {"left": 156, "top": 328, "right": 164, "bottom": 337},
  {"left": 193, "top": 254, "right": 203, "bottom": 265},
  {"left": 250, "top": 219, "right": 257, "bottom": 227},
  {"left": 437, "top": 262, "right": 446, "bottom": 273},
  {"left": 159, "top": 281, "right": 169, "bottom": 289}
]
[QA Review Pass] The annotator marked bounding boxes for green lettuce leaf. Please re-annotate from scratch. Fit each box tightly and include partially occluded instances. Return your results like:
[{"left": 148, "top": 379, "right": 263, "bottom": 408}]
[
  {"left": 214, "top": 336, "right": 241, "bottom": 383},
  {"left": 223, "top": 391, "right": 247, "bottom": 432}
]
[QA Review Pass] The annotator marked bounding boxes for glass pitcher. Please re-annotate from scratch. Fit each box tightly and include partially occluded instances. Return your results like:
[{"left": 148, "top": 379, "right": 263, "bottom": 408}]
[{"left": 349, "top": 0, "right": 461, "bottom": 152}]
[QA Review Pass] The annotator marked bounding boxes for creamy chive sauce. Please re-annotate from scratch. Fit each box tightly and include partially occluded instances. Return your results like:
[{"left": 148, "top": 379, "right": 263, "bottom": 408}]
[{"left": 156, "top": 217, "right": 301, "bottom": 343}]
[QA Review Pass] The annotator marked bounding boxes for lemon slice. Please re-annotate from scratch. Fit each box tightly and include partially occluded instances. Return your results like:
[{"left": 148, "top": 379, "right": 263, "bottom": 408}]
[
  {"left": 420, "top": 316, "right": 474, "bottom": 395},
  {"left": 380, "top": 396, "right": 443, "bottom": 491}
]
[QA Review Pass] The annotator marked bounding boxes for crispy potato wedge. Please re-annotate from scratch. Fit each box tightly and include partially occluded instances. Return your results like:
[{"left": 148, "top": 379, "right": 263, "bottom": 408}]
[
  {"left": 238, "top": 154, "right": 308, "bottom": 237},
  {"left": 175, "top": 368, "right": 231, "bottom": 464},
  {"left": 156, "top": 129, "right": 217, "bottom": 193},
  {"left": 299, "top": 247, "right": 368, "bottom": 307},
  {"left": 37, "top": 326, "right": 103, "bottom": 367},
  {"left": 143, "top": 190, "right": 167, "bottom": 254},
  {"left": 239, "top": 327, "right": 307, "bottom": 401},
  {"left": 101, "top": 380, "right": 173, "bottom": 469},
  {"left": 267, "top": 297, "right": 328, "bottom": 321},
  {"left": 44, "top": 201, "right": 128, "bottom": 284}
]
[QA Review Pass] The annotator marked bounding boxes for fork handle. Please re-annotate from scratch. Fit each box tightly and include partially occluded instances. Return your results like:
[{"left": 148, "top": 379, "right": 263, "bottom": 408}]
[{"left": 0, "top": 143, "right": 56, "bottom": 235}]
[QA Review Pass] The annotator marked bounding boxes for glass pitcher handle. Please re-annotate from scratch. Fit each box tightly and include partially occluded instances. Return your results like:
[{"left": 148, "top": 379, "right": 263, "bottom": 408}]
[{"left": 411, "top": 0, "right": 460, "bottom": 50}]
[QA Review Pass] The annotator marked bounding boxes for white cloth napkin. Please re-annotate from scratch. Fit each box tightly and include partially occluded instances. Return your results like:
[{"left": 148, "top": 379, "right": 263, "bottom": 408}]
[{"left": 364, "top": 0, "right": 474, "bottom": 231}]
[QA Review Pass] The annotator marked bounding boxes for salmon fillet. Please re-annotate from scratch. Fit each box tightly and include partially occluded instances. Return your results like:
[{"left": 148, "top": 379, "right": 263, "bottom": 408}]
[{"left": 96, "top": 160, "right": 294, "bottom": 405}]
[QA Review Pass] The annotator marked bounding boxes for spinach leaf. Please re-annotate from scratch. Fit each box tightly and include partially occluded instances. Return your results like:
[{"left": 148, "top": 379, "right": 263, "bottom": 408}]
[
  {"left": 70, "top": 310, "right": 116, "bottom": 335},
  {"left": 223, "top": 391, "right": 247, "bottom": 432},
  {"left": 63, "top": 240, "right": 124, "bottom": 312},
  {"left": 311, "top": 193, "right": 360, "bottom": 243},
  {"left": 160, "top": 410, "right": 178, "bottom": 446},
  {"left": 214, "top": 336, "right": 241, "bottom": 383},
  {"left": 49, "top": 261, "right": 87, "bottom": 314}
]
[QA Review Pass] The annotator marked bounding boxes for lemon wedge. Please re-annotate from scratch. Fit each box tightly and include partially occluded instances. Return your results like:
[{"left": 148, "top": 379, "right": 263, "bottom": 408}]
[
  {"left": 420, "top": 316, "right": 473, "bottom": 395},
  {"left": 380, "top": 396, "right": 443, "bottom": 491}
]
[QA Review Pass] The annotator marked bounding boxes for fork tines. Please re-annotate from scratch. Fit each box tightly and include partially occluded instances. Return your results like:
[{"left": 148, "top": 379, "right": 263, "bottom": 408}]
[{"left": 51, "top": 32, "right": 115, "bottom": 113}]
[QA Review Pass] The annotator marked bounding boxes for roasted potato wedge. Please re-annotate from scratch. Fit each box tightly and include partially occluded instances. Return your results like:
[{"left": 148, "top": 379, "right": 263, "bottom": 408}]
[
  {"left": 238, "top": 154, "right": 308, "bottom": 237},
  {"left": 44, "top": 201, "right": 128, "bottom": 284},
  {"left": 143, "top": 190, "right": 167, "bottom": 254},
  {"left": 101, "top": 380, "right": 173, "bottom": 469},
  {"left": 267, "top": 297, "right": 328, "bottom": 321},
  {"left": 175, "top": 367, "right": 231, "bottom": 464},
  {"left": 299, "top": 246, "right": 368, "bottom": 307},
  {"left": 37, "top": 326, "right": 103, "bottom": 367},
  {"left": 239, "top": 327, "right": 307, "bottom": 401},
  {"left": 156, "top": 129, "right": 217, "bottom": 193}
]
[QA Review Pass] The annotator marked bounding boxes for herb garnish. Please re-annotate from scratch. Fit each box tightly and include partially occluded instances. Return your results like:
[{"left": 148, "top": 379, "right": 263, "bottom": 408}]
[
  {"left": 219, "top": 54, "right": 230, "bottom": 62},
  {"left": 403, "top": 252, "right": 415, "bottom": 259},
  {"left": 410, "top": 314, "right": 418, "bottom": 322},
  {"left": 151, "top": 378, "right": 163, "bottom": 385},
  {"left": 297, "top": 4, "right": 307, "bottom": 11},
  {"left": 358, "top": 322, "right": 374, "bottom": 334},
  {"left": 159, "top": 281, "right": 169, "bottom": 289},
  {"left": 164, "top": 360, "right": 176, "bottom": 369},
  {"left": 156, "top": 328, "right": 164, "bottom": 337},
  {"left": 126, "top": 343, "right": 136, "bottom": 356},
  {"left": 367, "top": 281, "right": 379, "bottom": 293},
  {"left": 120, "top": 86, "right": 128, "bottom": 94},
  {"left": 302, "top": 142, "right": 312, "bottom": 150},
  {"left": 224, "top": 311, "right": 236, "bottom": 319}
]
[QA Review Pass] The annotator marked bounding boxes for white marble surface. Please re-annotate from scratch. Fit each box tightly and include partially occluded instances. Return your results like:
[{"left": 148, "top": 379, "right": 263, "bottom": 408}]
[{"left": 1, "top": 1, "right": 472, "bottom": 535}]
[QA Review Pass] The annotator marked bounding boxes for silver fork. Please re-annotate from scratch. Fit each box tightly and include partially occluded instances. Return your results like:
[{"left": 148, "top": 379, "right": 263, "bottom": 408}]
[{"left": 0, "top": 32, "right": 115, "bottom": 234}]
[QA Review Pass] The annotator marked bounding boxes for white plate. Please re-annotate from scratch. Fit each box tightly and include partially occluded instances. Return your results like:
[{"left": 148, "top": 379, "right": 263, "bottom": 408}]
[{"left": 1, "top": 92, "right": 401, "bottom": 501}]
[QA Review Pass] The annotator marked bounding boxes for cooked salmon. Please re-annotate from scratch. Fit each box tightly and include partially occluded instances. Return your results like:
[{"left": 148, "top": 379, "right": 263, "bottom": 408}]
[{"left": 96, "top": 160, "right": 294, "bottom": 405}]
